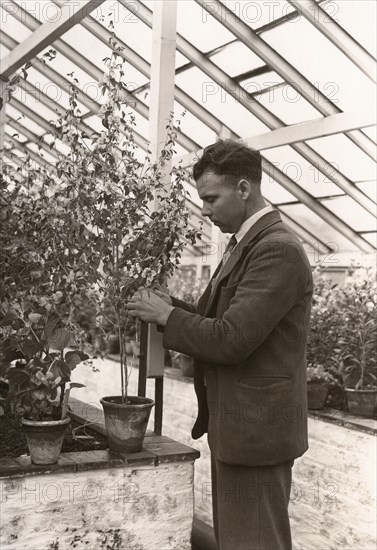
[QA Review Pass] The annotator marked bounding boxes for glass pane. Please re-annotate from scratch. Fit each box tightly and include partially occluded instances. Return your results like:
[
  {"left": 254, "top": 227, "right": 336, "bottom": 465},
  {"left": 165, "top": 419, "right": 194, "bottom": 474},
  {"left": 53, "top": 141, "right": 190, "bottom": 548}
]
[
  {"left": 26, "top": 142, "right": 56, "bottom": 165},
  {"left": 320, "top": 196, "right": 376, "bottom": 232},
  {"left": 7, "top": 104, "right": 45, "bottom": 136},
  {"left": 175, "top": 67, "right": 269, "bottom": 137},
  {"left": 361, "top": 126, "right": 377, "bottom": 144},
  {"left": 307, "top": 135, "right": 376, "bottom": 183},
  {"left": 220, "top": 1, "right": 296, "bottom": 30},
  {"left": 0, "top": 43, "right": 10, "bottom": 58},
  {"left": 12, "top": 0, "right": 61, "bottom": 24},
  {"left": 262, "top": 146, "right": 344, "bottom": 197},
  {"left": 5, "top": 125, "right": 27, "bottom": 143},
  {"left": 355, "top": 181, "right": 377, "bottom": 203},
  {"left": 174, "top": 102, "right": 217, "bottom": 148},
  {"left": 327, "top": 0, "right": 377, "bottom": 57},
  {"left": 263, "top": 17, "right": 376, "bottom": 113},
  {"left": 177, "top": 1, "right": 234, "bottom": 51},
  {"left": 96, "top": 2, "right": 153, "bottom": 64},
  {"left": 240, "top": 71, "right": 284, "bottom": 92},
  {"left": 361, "top": 233, "right": 377, "bottom": 248},
  {"left": 257, "top": 84, "right": 322, "bottom": 125},
  {"left": 280, "top": 203, "right": 360, "bottom": 252},
  {"left": 261, "top": 172, "right": 297, "bottom": 204},
  {"left": 21, "top": 66, "right": 90, "bottom": 114},
  {"left": 0, "top": 3, "right": 33, "bottom": 41},
  {"left": 176, "top": 51, "right": 189, "bottom": 69},
  {"left": 62, "top": 26, "right": 148, "bottom": 89},
  {"left": 210, "top": 42, "right": 263, "bottom": 77}
]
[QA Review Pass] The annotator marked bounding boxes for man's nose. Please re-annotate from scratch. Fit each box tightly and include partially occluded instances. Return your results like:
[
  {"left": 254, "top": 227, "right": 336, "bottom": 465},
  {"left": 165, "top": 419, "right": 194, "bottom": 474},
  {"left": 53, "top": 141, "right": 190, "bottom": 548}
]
[{"left": 201, "top": 204, "right": 211, "bottom": 217}]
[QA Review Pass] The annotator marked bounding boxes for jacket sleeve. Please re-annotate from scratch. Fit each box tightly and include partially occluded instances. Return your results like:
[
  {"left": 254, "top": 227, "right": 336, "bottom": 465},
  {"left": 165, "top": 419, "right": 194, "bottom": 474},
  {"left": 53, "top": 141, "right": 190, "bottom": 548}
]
[
  {"left": 171, "top": 296, "right": 197, "bottom": 314},
  {"left": 163, "top": 237, "right": 311, "bottom": 364}
]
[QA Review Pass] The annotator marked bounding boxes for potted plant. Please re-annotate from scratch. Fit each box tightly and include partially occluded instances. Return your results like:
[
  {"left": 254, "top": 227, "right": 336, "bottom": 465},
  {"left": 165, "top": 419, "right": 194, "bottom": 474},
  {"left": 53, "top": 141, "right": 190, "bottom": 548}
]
[
  {"left": 337, "top": 266, "right": 377, "bottom": 417},
  {"left": 1, "top": 28, "right": 199, "bottom": 453},
  {"left": 306, "top": 270, "right": 345, "bottom": 410},
  {"left": 39, "top": 30, "right": 199, "bottom": 452},
  {"left": 306, "top": 364, "right": 337, "bottom": 410},
  {"left": 0, "top": 305, "right": 87, "bottom": 464}
]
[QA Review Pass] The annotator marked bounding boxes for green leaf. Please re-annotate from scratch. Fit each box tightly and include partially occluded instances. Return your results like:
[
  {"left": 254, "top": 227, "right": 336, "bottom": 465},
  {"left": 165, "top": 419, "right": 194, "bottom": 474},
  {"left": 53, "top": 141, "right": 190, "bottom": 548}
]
[
  {"left": 6, "top": 367, "right": 30, "bottom": 389},
  {"left": 23, "top": 339, "right": 44, "bottom": 360},
  {"left": 48, "top": 328, "right": 71, "bottom": 351},
  {"left": 29, "top": 313, "right": 43, "bottom": 325},
  {"left": 48, "top": 359, "right": 71, "bottom": 384},
  {"left": 0, "top": 308, "right": 19, "bottom": 326},
  {"left": 69, "top": 382, "right": 85, "bottom": 389},
  {"left": 65, "top": 350, "right": 89, "bottom": 369},
  {"left": 44, "top": 313, "right": 60, "bottom": 341}
]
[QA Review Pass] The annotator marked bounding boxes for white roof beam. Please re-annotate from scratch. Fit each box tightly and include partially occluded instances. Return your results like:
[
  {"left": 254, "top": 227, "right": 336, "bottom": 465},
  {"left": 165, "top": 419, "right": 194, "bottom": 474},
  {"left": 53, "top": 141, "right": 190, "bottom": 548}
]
[
  {"left": 50, "top": 0, "right": 227, "bottom": 137},
  {"left": 196, "top": 0, "right": 376, "bottom": 161},
  {"left": 262, "top": 158, "right": 374, "bottom": 253},
  {"left": 3, "top": 0, "right": 197, "bottom": 152},
  {"left": 0, "top": 0, "right": 107, "bottom": 80},
  {"left": 177, "top": 114, "right": 376, "bottom": 218},
  {"left": 288, "top": 0, "right": 376, "bottom": 84}
]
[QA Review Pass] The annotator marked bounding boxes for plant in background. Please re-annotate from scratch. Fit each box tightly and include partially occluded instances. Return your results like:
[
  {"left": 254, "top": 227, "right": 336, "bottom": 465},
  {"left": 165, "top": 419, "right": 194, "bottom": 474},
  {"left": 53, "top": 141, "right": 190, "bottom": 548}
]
[
  {"left": 1, "top": 26, "right": 200, "bottom": 409},
  {"left": 0, "top": 305, "right": 87, "bottom": 421},
  {"left": 337, "top": 265, "right": 377, "bottom": 390},
  {"left": 306, "top": 269, "right": 343, "bottom": 377},
  {"left": 168, "top": 270, "right": 208, "bottom": 305},
  {"left": 307, "top": 364, "right": 337, "bottom": 385}
]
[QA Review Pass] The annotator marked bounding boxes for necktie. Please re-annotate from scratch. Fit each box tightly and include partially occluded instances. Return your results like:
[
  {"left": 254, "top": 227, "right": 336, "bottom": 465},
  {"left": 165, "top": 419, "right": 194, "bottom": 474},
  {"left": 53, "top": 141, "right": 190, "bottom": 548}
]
[
  {"left": 211, "top": 235, "right": 237, "bottom": 290},
  {"left": 221, "top": 234, "right": 237, "bottom": 267}
]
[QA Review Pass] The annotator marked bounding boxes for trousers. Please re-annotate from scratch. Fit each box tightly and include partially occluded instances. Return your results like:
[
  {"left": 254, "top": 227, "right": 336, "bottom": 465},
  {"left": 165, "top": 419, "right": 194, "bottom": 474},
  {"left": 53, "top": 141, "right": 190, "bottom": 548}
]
[{"left": 211, "top": 456, "right": 293, "bottom": 550}]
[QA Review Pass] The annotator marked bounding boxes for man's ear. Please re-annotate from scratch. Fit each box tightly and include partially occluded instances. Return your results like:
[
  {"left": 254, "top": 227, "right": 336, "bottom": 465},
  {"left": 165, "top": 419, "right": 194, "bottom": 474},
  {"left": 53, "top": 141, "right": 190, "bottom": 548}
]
[{"left": 236, "top": 179, "right": 251, "bottom": 200}]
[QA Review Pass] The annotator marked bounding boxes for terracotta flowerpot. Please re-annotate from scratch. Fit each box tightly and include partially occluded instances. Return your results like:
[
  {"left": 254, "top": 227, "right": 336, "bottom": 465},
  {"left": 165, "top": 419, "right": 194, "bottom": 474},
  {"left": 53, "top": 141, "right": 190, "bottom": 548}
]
[
  {"left": 100, "top": 396, "right": 155, "bottom": 453},
  {"left": 180, "top": 354, "right": 194, "bottom": 377},
  {"left": 307, "top": 383, "right": 329, "bottom": 410},
  {"left": 345, "top": 388, "right": 377, "bottom": 418},
  {"left": 21, "top": 417, "right": 71, "bottom": 465}
]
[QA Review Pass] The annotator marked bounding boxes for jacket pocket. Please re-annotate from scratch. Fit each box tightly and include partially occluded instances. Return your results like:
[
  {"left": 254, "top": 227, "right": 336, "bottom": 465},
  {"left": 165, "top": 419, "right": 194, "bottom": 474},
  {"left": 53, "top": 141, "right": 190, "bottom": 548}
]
[
  {"left": 217, "top": 283, "right": 239, "bottom": 317},
  {"left": 236, "top": 375, "right": 290, "bottom": 389}
]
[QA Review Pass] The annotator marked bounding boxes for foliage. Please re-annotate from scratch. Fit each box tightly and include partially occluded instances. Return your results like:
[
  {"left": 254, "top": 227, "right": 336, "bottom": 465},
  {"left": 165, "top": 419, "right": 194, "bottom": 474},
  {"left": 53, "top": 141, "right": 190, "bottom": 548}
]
[
  {"left": 1, "top": 27, "right": 200, "bottom": 403},
  {"left": 306, "top": 269, "right": 343, "bottom": 376},
  {"left": 0, "top": 305, "right": 87, "bottom": 421},
  {"left": 336, "top": 266, "right": 377, "bottom": 389},
  {"left": 307, "top": 364, "right": 337, "bottom": 385},
  {"left": 306, "top": 266, "right": 377, "bottom": 394},
  {"left": 0, "top": 49, "right": 57, "bottom": 112},
  {"left": 168, "top": 270, "right": 208, "bottom": 305}
]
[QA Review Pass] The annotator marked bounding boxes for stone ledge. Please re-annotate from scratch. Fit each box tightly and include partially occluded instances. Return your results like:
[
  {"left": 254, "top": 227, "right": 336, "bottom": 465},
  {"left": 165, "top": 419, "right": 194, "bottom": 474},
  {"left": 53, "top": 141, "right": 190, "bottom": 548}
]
[
  {"left": 0, "top": 397, "right": 200, "bottom": 479},
  {"left": 308, "top": 408, "right": 377, "bottom": 435}
]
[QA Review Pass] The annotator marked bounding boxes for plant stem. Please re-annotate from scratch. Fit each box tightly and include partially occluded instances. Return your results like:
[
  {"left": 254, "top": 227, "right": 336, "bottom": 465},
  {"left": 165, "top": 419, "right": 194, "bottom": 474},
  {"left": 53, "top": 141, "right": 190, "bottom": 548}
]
[
  {"left": 117, "top": 308, "right": 127, "bottom": 404},
  {"left": 61, "top": 387, "right": 70, "bottom": 419}
]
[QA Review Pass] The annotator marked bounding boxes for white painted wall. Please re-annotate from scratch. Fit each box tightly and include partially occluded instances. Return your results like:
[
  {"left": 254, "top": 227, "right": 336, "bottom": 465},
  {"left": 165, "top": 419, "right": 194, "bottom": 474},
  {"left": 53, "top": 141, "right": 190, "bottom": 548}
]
[{"left": 0, "top": 461, "right": 194, "bottom": 550}]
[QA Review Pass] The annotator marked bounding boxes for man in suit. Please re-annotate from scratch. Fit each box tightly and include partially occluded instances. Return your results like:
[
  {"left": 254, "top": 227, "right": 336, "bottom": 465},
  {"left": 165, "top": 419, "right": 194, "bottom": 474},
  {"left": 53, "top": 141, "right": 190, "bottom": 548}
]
[{"left": 127, "top": 140, "right": 313, "bottom": 550}]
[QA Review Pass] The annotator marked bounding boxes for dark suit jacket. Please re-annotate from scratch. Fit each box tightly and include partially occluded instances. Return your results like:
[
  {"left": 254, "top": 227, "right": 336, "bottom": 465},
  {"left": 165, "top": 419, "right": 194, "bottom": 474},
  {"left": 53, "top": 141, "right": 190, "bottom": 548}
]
[{"left": 163, "top": 210, "right": 313, "bottom": 467}]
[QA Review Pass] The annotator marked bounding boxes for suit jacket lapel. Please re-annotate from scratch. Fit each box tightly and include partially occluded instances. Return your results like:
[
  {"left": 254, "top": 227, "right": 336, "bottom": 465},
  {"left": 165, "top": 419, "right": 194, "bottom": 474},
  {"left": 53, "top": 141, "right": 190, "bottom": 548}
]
[{"left": 204, "top": 210, "right": 282, "bottom": 315}]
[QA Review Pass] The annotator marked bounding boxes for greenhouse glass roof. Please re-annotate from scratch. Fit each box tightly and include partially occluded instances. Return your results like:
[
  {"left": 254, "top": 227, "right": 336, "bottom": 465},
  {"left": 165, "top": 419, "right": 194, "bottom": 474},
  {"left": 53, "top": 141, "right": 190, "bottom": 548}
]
[{"left": 1, "top": 0, "right": 376, "bottom": 263}]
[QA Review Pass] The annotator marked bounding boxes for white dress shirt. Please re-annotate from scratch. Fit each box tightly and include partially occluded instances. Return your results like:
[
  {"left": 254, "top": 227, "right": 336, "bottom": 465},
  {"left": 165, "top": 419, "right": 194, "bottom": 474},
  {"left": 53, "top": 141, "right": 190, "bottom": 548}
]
[{"left": 233, "top": 204, "right": 274, "bottom": 245}]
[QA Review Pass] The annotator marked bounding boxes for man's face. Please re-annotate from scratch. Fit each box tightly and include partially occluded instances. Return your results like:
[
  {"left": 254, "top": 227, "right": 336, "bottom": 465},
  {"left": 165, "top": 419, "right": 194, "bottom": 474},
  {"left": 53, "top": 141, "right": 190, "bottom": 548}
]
[{"left": 196, "top": 170, "right": 245, "bottom": 234}]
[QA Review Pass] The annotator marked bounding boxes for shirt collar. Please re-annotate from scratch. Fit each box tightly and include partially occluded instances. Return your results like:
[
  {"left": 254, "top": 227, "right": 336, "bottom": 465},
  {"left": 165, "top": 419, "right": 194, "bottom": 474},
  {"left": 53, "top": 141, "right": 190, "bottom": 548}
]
[{"left": 234, "top": 205, "right": 274, "bottom": 244}]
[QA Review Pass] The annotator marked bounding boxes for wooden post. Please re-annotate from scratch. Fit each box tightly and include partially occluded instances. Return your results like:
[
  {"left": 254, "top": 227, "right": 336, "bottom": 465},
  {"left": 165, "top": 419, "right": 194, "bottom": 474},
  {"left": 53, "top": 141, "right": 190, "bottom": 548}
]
[{"left": 138, "top": 0, "right": 178, "bottom": 435}]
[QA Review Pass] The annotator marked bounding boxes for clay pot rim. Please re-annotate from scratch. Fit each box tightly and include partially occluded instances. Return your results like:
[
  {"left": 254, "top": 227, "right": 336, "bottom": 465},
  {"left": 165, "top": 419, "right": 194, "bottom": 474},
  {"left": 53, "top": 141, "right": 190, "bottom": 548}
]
[
  {"left": 21, "top": 417, "right": 71, "bottom": 427},
  {"left": 345, "top": 388, "right": 377, "bottom": 393},
  {"left": 100, "top": 396, "right": 155, "bottom": 409}
]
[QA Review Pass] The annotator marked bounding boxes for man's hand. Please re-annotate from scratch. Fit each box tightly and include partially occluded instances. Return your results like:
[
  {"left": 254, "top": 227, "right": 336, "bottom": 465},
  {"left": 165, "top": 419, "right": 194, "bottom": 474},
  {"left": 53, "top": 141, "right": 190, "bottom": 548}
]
[{"left": 126, "top": 289, "right": 174, "bottom": 326}]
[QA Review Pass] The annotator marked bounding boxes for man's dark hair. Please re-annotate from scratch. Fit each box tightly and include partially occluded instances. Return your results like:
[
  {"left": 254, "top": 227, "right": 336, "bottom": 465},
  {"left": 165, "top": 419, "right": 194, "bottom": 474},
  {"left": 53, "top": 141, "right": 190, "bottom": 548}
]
[{"left": 192, "top": 139, "right": 262, "bottom": 185}]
